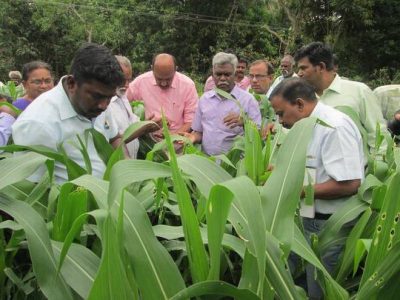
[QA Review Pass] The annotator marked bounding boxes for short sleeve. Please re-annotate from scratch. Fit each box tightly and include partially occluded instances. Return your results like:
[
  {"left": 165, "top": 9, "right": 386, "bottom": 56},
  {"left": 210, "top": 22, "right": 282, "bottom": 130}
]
[
  {"left": 321, "top": 125, "right": 363, "bottom": 181},
  {"left": 246, "top": 96, "right": 262, "bottom": 127},
  {"left": 191, "top": 103, "right": 203, "bottom": 132},
  {"left": 126, "top": 78, "right": 141, "bottom": 102},
  {"left": 183, "top": 83, "right": 198, "bottom": 124},
  {"left": 0, "top": 113, "right": 15, "bottom": 146}
]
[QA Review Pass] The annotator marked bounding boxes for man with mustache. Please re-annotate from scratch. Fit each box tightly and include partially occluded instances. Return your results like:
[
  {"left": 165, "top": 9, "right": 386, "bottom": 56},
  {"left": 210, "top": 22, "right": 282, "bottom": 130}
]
[
  {"left": 185, "top": 52, "right": 261, "bottom": 155},
  {"left": 12, "top": 43, "right": 125, "bottom": 182},
  {"left": 267, "top": 54, "right": 298, "bottom": 98},
  {"left": 204, "top": 56, "right": 251, "bottom": 92}
]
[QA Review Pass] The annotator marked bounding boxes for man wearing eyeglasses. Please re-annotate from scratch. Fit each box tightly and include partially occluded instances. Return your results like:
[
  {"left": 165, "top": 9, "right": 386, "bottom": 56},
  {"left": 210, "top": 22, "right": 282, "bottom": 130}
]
[{"left": 248, "top": 60, "right": 275, "bottom": 96}]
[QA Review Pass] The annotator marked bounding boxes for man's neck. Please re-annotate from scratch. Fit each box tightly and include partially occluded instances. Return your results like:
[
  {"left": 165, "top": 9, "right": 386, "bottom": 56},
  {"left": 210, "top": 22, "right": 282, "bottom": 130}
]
[{"left": 316, "top": 71, "right": 336, "bottom": 96}]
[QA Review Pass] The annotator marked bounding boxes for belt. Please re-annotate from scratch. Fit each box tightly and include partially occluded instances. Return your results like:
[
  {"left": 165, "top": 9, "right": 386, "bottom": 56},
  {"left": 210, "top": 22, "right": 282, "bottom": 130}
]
[{"left": 314, "top": 213, "right": 332, "bottom": 220}]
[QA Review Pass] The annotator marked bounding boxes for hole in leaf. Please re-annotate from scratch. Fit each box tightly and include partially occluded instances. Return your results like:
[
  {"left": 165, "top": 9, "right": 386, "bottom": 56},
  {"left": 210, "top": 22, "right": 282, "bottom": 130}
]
[
  {"left": 395, "top": 214, "right": 399, "bottom": 223},
  {"left": 370, "top": 272, "right": 378, "bottom": 280},
  {"left": 388, "top": 241, "right": 392, "bottom": 250},
  {"left": 390, "top": 229, "right": 395, "bottom": 236},
  {"left": 377, "top": 225, "right": 382, "bottom": 233},
  {"left": 381, "top": 213, "right": 386, "bottom": 220}
]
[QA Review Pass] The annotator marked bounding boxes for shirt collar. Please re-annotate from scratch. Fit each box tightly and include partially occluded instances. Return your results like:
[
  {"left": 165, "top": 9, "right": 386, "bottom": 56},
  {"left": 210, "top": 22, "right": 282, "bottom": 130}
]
[
  {"left": 210, "top": 85, "right": 241, "bottom": 101},
  {"left": 324, "top": 73, "right": 342, "bottom": 95},
  {"left": 151, "top": 71, "right": 177, "bottom": 89},
  {"left": 310, "top": 101, "right": 324, "bottom": 118},
  {"left": 58, "top": 76, "right": 79, "bottom": 121}
]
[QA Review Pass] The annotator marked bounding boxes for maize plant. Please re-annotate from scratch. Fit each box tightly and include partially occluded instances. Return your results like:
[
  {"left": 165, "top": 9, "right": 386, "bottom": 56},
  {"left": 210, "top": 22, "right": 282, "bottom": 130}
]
[{"left": 0, "top": 109, "right": 399, "bottom": 299}]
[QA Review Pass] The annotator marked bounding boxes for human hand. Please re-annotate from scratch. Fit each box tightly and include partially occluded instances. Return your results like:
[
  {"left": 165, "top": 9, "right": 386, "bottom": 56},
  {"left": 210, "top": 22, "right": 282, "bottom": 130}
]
[
  {"left": 262, "top": 123, "right": 275, "bottom": 139},
  {"left": 146, "top": 113, "right": 164, "bottom": 127},
  {"left": 223, "top": 112, "right": 243, "bottom": 128},
  {"left": 0, "top": 105, "right": 17, "bottom": 118}
]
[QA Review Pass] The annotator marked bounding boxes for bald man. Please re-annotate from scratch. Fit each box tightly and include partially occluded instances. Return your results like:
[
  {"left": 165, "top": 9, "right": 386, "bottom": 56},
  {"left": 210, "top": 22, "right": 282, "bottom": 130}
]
[{"left": 127, "top": 53, "right": 198, "bottom": 138}]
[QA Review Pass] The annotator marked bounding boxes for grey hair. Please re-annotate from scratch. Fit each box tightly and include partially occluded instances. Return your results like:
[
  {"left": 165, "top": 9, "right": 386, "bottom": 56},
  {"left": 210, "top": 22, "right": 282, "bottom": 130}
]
[
  {"left": 282, "top": 55, "right": 295, "bottom": 66},
  {"left": 115, "top": 55, "right": 132, "bottom": 70},
  {"left": 212, "top": 52, "right": 238, "bottom": 70},
  {"left": 8, "top": 70, "right": 22, "bottom": 79}
]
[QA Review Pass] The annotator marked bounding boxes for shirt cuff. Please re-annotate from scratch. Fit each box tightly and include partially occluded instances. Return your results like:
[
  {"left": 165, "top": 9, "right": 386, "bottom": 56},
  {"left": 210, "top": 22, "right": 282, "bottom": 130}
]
[{"left": 0, "top": 112, "right": 16, "bottom": 124}]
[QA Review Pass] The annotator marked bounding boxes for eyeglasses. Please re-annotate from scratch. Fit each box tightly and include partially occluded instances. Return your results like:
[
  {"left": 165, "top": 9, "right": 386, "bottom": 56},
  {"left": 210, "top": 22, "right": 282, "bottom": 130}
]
[
  {"left": 29, "top": 79, "right": 53, "bottom": 85},
  {"left": 248, "top": 74, "right": 269, "bottom": 80}
]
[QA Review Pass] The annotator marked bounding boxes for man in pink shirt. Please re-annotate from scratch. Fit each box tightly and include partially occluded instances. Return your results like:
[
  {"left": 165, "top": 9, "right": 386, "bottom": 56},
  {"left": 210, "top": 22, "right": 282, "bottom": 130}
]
[
  {"left": 126, "top": 53, "right": 198, "bottom": 138},
  {"left": 204, "top": 56, "right": 251, "bottom": 92}
]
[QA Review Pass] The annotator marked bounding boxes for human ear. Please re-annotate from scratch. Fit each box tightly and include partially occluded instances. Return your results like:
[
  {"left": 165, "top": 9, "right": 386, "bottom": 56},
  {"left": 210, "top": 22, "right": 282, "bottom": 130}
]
[{"left": 295, "top": 98, "right": 305, "bottom": 111}]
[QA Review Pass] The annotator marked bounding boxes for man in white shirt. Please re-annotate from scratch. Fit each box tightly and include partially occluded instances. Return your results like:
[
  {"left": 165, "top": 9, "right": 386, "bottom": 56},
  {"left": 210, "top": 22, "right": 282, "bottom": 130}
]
[
  {"left": 269, "top": 78, "right": 364, "bottom": 299},
  {"left": 12, "top": 43, "right": 125, "bottom": 182},
  {"left": 107, "top": 56, "right": 141, "bottom": 159}
]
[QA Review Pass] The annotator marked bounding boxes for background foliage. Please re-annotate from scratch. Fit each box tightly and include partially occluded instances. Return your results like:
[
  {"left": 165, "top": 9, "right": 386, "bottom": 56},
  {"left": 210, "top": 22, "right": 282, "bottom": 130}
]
[{"left": 1, "top": 0, "right": 399, "bottom": 88}]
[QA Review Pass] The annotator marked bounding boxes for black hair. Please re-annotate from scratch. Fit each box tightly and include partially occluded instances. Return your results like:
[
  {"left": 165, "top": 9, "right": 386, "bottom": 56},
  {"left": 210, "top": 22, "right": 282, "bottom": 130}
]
[
  {"left": 22, "top": 61, "right": 53, "bottom": 81},
  {"left": 294, "top": 42, "right": 334, "bottom": 71},
  {"left": 70, "top": 43, "right": 124, "bottom": 88},
  {"left": 270, "top": 77, "right": 317, "bottom": 104}
]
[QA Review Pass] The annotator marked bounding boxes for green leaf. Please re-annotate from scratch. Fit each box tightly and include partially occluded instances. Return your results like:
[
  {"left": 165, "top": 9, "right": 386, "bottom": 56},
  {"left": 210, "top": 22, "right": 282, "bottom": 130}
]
[
  {"left": 357, "top": 242, "right": 400, "bottom": 299},
  {"left": 335, "top": 208, "right": 372, "bottom": 283},
  {"left": 76, "top": 174, "right": 186, "bottom": 299},
  {"left": 169, "top": 280, "right": 260, "bottom": 300},
  {"left": 88, "top": 214, "right": 135, "bottom": 300},
  {"left": 354, "top": 239, "right": 371, "bottom": 276},
  {"left": 261, "top": 117, "right": 317, "bottom": 254},
  {"left": 52, "top": 241, "right": 100, "bottom": 299},
  {"left": 292, "top": 226, "right": 348, "bottom": 300},
  {"left": 360, "top": 172, "right": 400, "bottom": 286},
  {"left": 206, "top": 185, "right": 233, "bottom": 280},
  {"left": 318, "top": 196, "right": 368, "bottom": 253},
  {"left": 244, "top": 120, "right": 264, "bottom": 185},
  {"left": 0, "top": 196, "right": 73, "bottom": 299},
  {"left": 0, "top": 152, "right": 48, "bottom": 190},
  {"left": 162, "top": 114, "right": 209, "bottom": 283},
  {"left": 108, "top": 159, "right": 171, "bottom": 207},
  {"left": 88, "top": 128, "right": 114, "bottom": 166}
]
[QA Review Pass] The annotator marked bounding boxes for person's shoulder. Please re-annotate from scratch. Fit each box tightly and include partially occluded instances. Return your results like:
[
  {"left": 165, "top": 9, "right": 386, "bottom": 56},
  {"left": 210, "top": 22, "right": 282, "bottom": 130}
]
[
  {"left": 233, "top": 86, "right": 256, "bottom": 102},
  {"left": 17, "top": 87, "right": 61, "bottom": 122},
  {"left": 133, "top": 71, "right": 153, "bottom": 83},
  {"left": 318, "top": 103, "right": 357, "bottom": 128},
  {"left": 339, "top": 76, "right": 371, "bottom": 92},
  {"left": 176, "top": 72, "right": 196, "bottom": 86}
]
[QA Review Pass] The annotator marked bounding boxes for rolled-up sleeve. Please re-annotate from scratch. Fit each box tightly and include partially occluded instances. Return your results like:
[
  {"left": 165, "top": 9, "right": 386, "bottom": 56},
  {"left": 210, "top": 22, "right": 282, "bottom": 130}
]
[{"left": 126, "top": 79, "right": 141, "bottom": 102}]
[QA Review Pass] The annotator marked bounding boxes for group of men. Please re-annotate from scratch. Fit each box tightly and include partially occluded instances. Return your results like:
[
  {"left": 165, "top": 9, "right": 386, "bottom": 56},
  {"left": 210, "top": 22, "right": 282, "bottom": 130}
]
[{"left": 0, "top": 41, "right": 394, "bottom": 298}]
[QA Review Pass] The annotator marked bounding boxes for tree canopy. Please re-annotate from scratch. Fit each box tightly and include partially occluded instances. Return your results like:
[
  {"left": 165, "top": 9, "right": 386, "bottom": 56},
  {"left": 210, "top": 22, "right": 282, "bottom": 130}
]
[{"left": 1, "top": 0, "right": 399, "bottom": 87}]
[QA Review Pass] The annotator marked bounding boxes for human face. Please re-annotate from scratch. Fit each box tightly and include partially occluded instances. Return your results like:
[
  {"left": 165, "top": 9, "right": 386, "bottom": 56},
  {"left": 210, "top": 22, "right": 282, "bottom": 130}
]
[
  {"left": 249, "top": 63, "right": 273, "bottom": 94},
  {"left": 153, "top": 65, "right": 175, "bottom": 90},
  {"left": 116, "top": 64, "right": 133, "bottom": 96},
  {"left": 66, "top": 77, "right": 116, "bottom": 119},
  {"left": 296, "top": 57, "right": 321, "bottom": 88},
  {"left": 270, "top": 94, "right": 303, "bottom": 129},
  {"left": 280, "top": 59, "right": 293, "bottom": 78},
  {"left": 23, "top": 68, "right": 54, "bottom": 100},
  {"left": 235, "top": 62, "right": 247, "bottom": 80},
  {"left": 213, "top": 63, "right": 236, "bottom": 93}
]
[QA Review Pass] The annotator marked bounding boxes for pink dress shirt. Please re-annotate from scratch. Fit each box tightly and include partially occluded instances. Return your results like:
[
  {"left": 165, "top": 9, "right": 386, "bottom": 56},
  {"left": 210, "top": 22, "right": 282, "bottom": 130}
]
[
  {"left": 127, "top": 71, "right": 198, "bottom": 132},
  {"left": 204, "top": 75, "right": 251, "bottom": 92}
]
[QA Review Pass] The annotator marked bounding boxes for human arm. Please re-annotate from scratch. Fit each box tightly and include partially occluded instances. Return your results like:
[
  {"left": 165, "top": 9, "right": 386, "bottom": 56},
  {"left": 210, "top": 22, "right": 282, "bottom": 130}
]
[
  {"left": 182, "top": 131, "right": 202, "bottom": 144},
  {"left": 0, "top": 108, "right": 17, "bottom": 146},
  {"left": 313, "top": 178, "right": 361, "bottom": 200},
  {"left": 182, "top": 81, "right": 198, "bottom": 131},
  {"left": 126, "top": 78, "right": 142, "bottom": 102}
]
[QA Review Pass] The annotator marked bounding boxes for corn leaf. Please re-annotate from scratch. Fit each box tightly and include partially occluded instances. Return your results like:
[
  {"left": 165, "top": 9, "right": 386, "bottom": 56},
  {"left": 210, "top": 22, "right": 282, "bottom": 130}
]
[
  {"left": 335, "top": 208, "right": 372, "bottom": 283},
  {"left": 260, "top": 117, "right": 317, "bottom": 254},
  {"left": 318, "top": 196, "right": 369, "bottom": 253},
  {"left": 244, "top": 120, "right": 264, "bottom": 185},
  {"left": 88, "top": 213, "right": 135, "bottom": 300},
  {"left": 0, "top": 152, "right": 48, "bottom": 190},
  {"left": 75, "top": 174, "right": 186, "bottom": 299},
  {"left": 52, "top": 241, "right": 100, "bottom": 299},
  {"left": 0, "top": 196, "right": 73, "bottom": 300},
  {"left": 357, "top": 241, "right": 400, "bottom": 299},
  {"left": 292, "top": 226, "right": 349, "bottom": 300},
  {"left": 169, "top": 280, "right": 260, "bottom": 300},
  {"left": 162, "top": 115, "right": 209, "bottom": 283},
  {"left": 360, "top": 172, "right": 400, "bottom": 287},
  {"left": 206, "top": 185, "right": 233, "bottom": 280}
]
